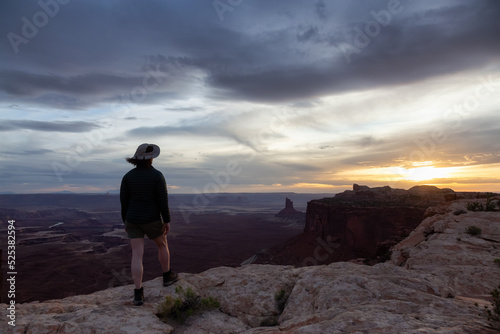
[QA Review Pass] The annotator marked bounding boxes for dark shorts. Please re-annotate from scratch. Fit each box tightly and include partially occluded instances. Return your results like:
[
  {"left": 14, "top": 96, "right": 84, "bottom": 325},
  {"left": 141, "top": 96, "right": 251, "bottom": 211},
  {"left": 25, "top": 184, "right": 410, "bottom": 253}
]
[{"left": 125, "top": 220, "right": 164, "bottom": 239}]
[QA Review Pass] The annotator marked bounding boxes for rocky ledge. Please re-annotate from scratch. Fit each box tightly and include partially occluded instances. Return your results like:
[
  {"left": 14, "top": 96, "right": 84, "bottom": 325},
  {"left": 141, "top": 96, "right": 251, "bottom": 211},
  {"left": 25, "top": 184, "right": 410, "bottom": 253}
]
[{"left": 2, "top": 199, "right": 500, "bottom": 333}]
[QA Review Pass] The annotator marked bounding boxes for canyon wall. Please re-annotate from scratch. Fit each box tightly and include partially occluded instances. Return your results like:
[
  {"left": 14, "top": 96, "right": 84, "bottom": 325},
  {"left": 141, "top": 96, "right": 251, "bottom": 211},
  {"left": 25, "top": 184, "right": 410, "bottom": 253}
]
[
  {"left": 259, "top": 184, "right": 457, "bottom": 265},
  {"left": 305, "top": 202, "right": 425, "bottom": 259}
]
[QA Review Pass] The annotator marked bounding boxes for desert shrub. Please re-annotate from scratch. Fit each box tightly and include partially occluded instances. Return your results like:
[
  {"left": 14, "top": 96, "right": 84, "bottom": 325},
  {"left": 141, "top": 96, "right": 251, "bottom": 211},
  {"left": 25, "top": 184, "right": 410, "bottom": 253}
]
[
  {"left": 465, "top": 225, "right": 482, "bottom": 236},
  {"left": 485, "top": 193, "right": 498, "bottom": 211},
  {"left": 484, "top": 285, "right": 500, "bottom": 328},
  {"left": 156, "top": 286, "right": 220, "bottom": 323},
  {"left": 494, "top": 259, "right": 500, "bottom": 266},
  {"left": 275, "top": 289, "right": 289, "bottom": 313},
  {"left": 467, "top": 202, "right": 484, "bottom": 212},
  {"left": 467, "top": 193, "right": 498, "bottom": 212},
  {"left": 261, "top": 289, "right": 290, "bottom": 327}
]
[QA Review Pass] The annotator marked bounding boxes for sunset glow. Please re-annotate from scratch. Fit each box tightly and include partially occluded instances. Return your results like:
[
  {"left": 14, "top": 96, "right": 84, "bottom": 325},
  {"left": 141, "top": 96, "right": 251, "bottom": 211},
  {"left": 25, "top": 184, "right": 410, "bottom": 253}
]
[{"left": 402, "top": 166, "right": 452, "bottom": 182}]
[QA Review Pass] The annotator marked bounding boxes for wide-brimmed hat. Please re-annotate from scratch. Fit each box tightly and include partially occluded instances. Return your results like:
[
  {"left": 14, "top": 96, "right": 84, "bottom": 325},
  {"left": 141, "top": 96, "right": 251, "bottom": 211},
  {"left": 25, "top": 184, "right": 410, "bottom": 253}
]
[{"left": 132, "top": 143, "right": 160, "bottom": 160}]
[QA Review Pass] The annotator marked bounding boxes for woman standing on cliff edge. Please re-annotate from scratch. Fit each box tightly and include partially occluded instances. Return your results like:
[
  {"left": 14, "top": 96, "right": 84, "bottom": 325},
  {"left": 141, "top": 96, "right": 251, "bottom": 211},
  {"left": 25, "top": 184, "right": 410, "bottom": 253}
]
[{"left": 120, "top": 143, "right": 178, "bottom": 306}]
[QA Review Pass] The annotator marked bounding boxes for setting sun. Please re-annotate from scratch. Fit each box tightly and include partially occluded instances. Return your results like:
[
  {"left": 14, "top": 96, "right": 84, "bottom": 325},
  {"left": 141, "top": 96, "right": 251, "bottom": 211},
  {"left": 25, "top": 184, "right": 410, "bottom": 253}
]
[{"left": 403, "top": 166, "right": 451, "bottom": 182}]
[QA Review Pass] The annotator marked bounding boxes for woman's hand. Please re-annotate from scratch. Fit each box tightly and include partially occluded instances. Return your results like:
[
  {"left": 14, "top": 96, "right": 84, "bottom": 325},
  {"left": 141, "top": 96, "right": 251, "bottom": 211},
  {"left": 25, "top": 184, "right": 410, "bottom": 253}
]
[{"left": 163, "top": 222, "right": 171, "bottom": 235}]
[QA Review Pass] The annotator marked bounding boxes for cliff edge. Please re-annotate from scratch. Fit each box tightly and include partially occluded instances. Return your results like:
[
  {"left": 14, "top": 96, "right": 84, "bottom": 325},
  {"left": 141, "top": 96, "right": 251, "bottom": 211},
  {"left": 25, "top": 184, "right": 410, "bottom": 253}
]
[{"left": 1, "top": 199, "right": 500, "bottom": 333}]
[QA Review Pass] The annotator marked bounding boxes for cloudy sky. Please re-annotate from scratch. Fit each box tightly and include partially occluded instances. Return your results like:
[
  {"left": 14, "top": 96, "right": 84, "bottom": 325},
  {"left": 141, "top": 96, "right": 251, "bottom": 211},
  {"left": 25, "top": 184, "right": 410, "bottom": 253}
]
[{"left": 1, "top": 0, "right": 499, "bottom": 194}]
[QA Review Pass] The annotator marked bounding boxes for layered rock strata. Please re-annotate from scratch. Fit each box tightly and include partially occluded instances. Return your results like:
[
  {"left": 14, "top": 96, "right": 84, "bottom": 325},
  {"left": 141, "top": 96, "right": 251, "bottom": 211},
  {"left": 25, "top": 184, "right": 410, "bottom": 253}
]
[{"left": 260, "top": 185, "right": 457, "bottom": 266}]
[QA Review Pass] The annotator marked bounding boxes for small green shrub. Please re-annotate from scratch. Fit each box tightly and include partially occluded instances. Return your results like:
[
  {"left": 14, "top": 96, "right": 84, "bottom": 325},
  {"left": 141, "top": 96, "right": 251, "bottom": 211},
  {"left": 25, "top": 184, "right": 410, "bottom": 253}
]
[
  {"left": 156, "top": 286, "right": 220, "bottom": 323},
  {"left": 494, "top": 259, "right": 500, "bottom": 266},
  {"left": 467, "top": 193, "right": 498, "bottom": 212},
  {"left": 465, "top": 225, "right": 482, "bottom": 236},
  {"left": 260, "top": 289, "right": 290, "bottom": 327},
  {"left": 485, "top": 193, "right": 498, "bottom": 211},
  {"left": 275, "top": 289, "right": 289, "bottom": 313},
  {"left": 467, "top": 202, "right": 484, "bottom": 212},
  {"left": 484, "top": 285, "right": 500, "bottom": 328}
]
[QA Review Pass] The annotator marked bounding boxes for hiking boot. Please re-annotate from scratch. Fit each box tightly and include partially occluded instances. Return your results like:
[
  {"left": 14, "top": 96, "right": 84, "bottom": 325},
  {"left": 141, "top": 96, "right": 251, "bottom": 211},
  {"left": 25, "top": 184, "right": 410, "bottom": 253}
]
[
  {"left": 133, "top": 287, "right": 144, "bottom": 306},
  {"left": 163, "top": 270, "right": 179, "bottom": 287}
]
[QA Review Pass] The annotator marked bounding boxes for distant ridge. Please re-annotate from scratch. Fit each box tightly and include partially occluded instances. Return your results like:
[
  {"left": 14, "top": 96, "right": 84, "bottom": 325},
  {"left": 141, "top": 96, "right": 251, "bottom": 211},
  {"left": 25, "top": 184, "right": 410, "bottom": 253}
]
[
  {"left": 52, "top": 190, "right": 74, "bottom": 194},
  {"left": 0, "top": 192, "right": 332, "bottom": 211}
]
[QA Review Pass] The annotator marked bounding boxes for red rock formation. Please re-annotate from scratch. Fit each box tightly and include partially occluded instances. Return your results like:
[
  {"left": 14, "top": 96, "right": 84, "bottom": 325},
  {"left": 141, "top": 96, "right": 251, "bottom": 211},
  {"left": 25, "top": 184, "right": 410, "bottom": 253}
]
[
  {"left": 259, "top": 184, "right": 456, "bottom": 266},
  {"left": 304, "top": 203, "right": 424, "bottom": 260},
  {"left": 275, "top": 198, "right": 305, "bottom": 221}
]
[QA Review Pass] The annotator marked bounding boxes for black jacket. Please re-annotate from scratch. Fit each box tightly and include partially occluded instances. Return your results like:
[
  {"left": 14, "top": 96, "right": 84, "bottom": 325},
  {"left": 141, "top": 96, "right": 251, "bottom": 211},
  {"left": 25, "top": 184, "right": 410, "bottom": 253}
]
[{"left": 120, "top": 166, "right": 171, "bottom": 224}]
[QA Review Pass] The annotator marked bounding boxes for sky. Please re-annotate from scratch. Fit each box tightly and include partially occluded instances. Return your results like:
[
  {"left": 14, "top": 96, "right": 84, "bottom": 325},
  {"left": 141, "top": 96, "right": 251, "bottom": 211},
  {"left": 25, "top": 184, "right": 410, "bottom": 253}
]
[{"left": 0, "top": 0, "right": 499, "bottom": 194}]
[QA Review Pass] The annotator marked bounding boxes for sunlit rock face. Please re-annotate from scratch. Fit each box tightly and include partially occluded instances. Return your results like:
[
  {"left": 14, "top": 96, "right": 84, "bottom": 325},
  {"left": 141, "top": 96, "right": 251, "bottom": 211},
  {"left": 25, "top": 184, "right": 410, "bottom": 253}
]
[
  {"left": 391, "top": 199, "right": 500, "bottom": 298},
  {"left": 1, "top": 199, "right": 499, "bottom": 333}
]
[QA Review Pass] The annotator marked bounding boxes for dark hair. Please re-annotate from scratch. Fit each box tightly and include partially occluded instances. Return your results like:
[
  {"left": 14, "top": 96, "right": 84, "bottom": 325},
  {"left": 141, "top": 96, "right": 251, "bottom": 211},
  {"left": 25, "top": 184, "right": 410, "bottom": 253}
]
[{"left": 126, "top": 158, "right": 153, "bottom": 168}]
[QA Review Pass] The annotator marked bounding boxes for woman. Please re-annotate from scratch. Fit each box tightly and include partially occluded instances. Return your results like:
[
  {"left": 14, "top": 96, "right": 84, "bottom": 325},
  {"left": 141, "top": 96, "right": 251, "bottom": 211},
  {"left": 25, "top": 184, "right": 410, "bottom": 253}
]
[{"left": 120, "top": 143, "right": 178, "bottom": 306}]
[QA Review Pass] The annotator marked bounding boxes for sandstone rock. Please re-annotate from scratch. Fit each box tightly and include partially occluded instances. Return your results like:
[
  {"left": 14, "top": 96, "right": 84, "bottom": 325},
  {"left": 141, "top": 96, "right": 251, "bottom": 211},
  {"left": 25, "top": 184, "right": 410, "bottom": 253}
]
[
  {"left": 2, "top": 279, "right": 175, "bottom": 334},
  {"left": 185, "top": 264, "right": 297, "bottom": 328},
  {"left": 391, "top": 199, "right": 500, "bottom": 298}
]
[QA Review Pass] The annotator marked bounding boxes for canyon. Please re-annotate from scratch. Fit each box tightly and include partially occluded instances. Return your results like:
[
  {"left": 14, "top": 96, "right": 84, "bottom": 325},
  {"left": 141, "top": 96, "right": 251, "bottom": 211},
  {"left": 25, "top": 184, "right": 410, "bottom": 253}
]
[
  {"left": 1, "top": 196, "right": 499, "bottom": 333},
  {"left": 0, "top": 192, "right": 318, "bottom": 303},
  {"left": 256, "top": 184, "right": 483, "bottom": 266}
]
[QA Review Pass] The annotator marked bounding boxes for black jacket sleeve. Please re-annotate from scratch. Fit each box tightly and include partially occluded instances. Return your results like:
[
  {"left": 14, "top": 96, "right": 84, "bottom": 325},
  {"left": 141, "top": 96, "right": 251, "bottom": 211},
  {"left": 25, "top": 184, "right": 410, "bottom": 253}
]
[
  {"left": 156, "top": 172, "right": 171, "bottom": 223},
  {"left": 120, "top": 176, "right": 129, "bottom": 223}
]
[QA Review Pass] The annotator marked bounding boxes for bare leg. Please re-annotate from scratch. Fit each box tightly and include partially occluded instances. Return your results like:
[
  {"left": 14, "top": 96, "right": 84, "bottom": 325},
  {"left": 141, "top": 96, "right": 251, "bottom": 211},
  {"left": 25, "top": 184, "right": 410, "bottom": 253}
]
[
  {"left": 130, "top": 238, "right": 145, "bottom": 289},
  {"left": 152, "top": 234, "right": 170, "bottom": 272}
]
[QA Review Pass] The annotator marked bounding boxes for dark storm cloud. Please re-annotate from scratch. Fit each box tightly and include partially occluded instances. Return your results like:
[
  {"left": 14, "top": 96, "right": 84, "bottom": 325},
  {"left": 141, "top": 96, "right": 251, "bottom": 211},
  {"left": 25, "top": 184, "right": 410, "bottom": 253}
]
[
  {"left": 0, "top": 71, "right": 142, "bottom": 96},
  {"left": 205, "top": 1, "right": 500, "bottom": 102},
  {"left": 0, "top": 120, "right": 100, "bottom": 132},
  {"left": 3, "top": 1, "right": 498, "bottom": 105},
  {"left": 0, "top": 0, "right": 213, "bottom": 107},
  {"left": 296, "top": 25, "right": 319, "bottom": 42},
  {"left": 315, "top": 1, "right": 327, "bottom": 21},
  {"left": 1, "top": 148, "right": 54, "bottom": 156},
  {"left": 0, "top": 69, "right": 178, "bottom": 109}
]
